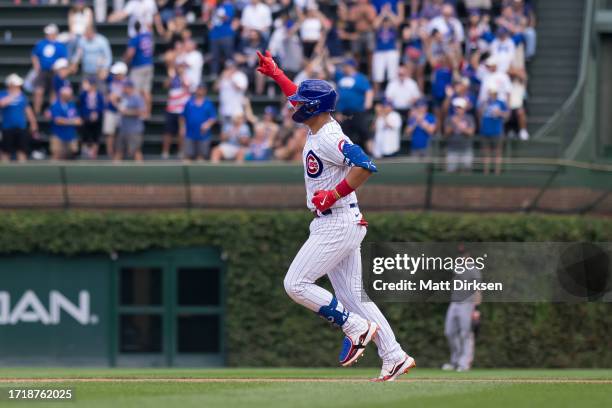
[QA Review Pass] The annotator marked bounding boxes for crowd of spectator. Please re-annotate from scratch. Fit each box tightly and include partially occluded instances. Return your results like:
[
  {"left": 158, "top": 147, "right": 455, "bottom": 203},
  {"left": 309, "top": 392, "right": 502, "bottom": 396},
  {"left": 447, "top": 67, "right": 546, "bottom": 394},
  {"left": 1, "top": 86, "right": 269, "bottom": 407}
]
[{"left": 0, "top": 0, "right": 536, "bottom": 174}]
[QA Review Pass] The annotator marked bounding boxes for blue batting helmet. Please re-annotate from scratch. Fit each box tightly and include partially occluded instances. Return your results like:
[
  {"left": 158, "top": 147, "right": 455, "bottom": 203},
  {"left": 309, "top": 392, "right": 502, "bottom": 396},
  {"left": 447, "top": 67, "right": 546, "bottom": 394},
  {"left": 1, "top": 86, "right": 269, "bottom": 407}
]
[{"left": 287, "top": 79, "right": 337, "bottom": 123}]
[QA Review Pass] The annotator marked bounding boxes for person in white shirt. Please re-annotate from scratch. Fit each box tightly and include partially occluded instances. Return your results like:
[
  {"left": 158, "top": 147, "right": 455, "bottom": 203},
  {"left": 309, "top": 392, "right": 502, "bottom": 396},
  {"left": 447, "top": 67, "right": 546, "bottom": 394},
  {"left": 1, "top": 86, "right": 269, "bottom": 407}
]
[
  {"left": 298, "top": 3, "right": 327, "bottom": 60},
  {"left": 489, "top": 27, "right": 516, "bottom": 73},
  {"left": 373, "top": 99, "right": 402, "bottom": 158},
  {"left": 268, "top": 18, "right": 304, "bottom": 78},
  {"left": 215, "top": 60, "right": 249, "bottom": 125},
  {"left": 108, "top": 0, "right": 165, "bottom": 38},
  {"left": 240, "top": 0, "right": 272, "bottom": 36},
  {"left": 177, "top": 39, "right": 203, "bottom": 91},
  {"left": 427, "top": 4, "right": 464, "bottom": 45},
  {"left": 477, "top": 56, "right": 512, "bottom": 104},
  {"left": 384, "top": 65, "right": 421, "bottom": 126}
]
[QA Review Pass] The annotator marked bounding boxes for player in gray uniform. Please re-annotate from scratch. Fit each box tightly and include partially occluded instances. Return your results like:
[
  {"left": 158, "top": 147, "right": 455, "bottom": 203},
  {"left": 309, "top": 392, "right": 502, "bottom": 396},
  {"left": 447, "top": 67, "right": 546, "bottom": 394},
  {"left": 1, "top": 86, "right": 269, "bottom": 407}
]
[{"left": 443, "top": 250, "right": 482, "bottom": 372}]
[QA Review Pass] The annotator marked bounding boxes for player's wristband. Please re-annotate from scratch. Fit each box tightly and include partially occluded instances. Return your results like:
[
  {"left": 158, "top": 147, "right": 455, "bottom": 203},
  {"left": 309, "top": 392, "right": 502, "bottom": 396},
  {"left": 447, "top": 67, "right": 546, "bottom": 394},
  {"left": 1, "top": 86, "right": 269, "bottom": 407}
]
[{"left": 334, "top": 179, "right": 355, "bottom": 199}]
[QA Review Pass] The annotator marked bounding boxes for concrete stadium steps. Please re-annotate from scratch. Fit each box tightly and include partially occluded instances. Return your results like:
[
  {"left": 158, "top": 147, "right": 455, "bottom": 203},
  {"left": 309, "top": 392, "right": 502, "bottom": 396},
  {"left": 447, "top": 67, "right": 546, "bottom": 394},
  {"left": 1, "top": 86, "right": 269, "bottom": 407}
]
[
  {"left": 508, "top": 137, "right": 563, "bottom": 158},
  {"left": 0, "top": 4, "right": 70, "bottom": 21},
  {"left": 526, "top": 0, "right": 584, "bottom": 132}
]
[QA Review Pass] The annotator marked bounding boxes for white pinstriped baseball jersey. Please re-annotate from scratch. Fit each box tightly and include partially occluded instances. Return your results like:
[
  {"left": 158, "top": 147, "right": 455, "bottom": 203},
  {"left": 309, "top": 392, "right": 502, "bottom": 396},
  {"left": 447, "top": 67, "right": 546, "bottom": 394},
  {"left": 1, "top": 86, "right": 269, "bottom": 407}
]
[
  {"left": 283, "top": 117, "right": 406, "bottom": 365},
  {"left": 302, "top": 119, "right": 358, "bottom": 211}
]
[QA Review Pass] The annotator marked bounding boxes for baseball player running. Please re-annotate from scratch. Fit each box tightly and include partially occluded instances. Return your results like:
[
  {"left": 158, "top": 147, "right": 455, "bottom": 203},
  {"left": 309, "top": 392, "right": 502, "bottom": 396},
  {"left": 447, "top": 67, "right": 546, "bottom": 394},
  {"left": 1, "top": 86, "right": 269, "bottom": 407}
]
[{"left": 256, "top": 50, "right": 415, "bottom": 382}]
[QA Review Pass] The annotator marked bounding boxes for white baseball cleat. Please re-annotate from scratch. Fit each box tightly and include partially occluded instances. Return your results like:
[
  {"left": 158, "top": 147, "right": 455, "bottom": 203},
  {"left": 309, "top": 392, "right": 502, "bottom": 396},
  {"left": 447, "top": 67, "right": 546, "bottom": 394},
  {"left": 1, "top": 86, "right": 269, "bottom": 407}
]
[
  {"left": 338, "top": 321, "right": 378, "bottom": 367},
  {"left": 371, "top": 354, "right": 416, "bottom": 382}
]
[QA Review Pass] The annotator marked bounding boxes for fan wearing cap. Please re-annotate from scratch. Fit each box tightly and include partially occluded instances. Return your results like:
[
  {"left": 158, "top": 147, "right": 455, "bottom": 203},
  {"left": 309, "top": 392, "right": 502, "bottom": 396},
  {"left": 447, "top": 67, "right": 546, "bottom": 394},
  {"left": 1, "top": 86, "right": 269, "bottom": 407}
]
[
  {"left": 51, "top": 58, "right": 73, "bottom": 104},
  {"left": 115, "top": 80, "right": 146, "bottom": 162},
  {"left": 478, "top": 83, "right": 509, "bottom": 175},
  {"left": 477, "top": 55, "right": 512, "bottom": 104},
  {"left": 0, "top": 74, "right": 38, "bottom": 163},
  {"left": 372, "top": 98, "right": 402, "bottom": 159},
  {"left": 445, "top": 97, "right": 476, "bottom": 173},
  {"left": 49, "top": 86, "right": 82, "bottom": 160},
  {"left": 31, "top": 24, "right": 69, "bottom": 115},
  {"left": 489, "top": 26, "right": 516, "bottom": 74},
  {"left": 406, "top": 98, "right": 437, "bottom": 158},
  {"left": 103, "top": 61, "right": 129, "bottom": 157}
]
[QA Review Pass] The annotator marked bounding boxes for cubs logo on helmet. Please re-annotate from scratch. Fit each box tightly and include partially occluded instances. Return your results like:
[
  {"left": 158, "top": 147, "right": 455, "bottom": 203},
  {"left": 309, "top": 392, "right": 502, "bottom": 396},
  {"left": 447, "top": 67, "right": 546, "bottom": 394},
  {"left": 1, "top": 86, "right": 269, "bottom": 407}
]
[{"left": 305, "top": 150, "right": 323, "bottom": 178}]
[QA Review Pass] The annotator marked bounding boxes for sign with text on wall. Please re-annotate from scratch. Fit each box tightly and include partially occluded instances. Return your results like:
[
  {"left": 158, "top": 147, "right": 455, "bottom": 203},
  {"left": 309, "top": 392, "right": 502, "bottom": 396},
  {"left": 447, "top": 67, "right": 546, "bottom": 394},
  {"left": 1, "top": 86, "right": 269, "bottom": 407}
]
[{"left": 0, "top": 255, "right": 110, "bottom": 365}]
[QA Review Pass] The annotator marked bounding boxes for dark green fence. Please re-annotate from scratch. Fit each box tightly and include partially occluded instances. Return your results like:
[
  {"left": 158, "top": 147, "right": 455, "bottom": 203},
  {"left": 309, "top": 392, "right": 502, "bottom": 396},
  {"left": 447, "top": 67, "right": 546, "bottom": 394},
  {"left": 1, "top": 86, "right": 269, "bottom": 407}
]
[{"left": 0, "top": 159, "right": 610, "bottom": 214}]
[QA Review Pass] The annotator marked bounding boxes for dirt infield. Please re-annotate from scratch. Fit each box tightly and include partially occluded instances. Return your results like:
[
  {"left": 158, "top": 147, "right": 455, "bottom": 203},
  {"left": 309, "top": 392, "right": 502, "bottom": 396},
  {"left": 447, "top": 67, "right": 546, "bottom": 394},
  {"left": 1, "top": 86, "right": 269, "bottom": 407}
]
[{"left": 0, "top": 378, "right": 611, "bottom": 384}]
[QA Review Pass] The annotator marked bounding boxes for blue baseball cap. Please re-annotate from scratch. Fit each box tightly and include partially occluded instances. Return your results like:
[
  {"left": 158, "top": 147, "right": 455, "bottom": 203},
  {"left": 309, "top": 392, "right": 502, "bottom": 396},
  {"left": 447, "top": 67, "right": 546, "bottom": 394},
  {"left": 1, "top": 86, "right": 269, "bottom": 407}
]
[
  {"left": 264, "top": 105, "right": 277, "bottom": 115},
  {"left": 414, "top": 98, "right": 428, "bottom": 108},
  {"left": 343, "top": 57, "right": 357, "bottom": 67}
]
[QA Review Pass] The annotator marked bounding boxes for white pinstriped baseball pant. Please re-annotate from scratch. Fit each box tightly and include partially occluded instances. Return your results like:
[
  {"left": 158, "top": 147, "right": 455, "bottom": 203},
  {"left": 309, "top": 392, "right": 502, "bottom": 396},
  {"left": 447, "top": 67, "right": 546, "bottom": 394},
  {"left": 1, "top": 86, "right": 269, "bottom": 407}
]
[{"left": 283, "top": 206, "right": 404, "bottom": 363}]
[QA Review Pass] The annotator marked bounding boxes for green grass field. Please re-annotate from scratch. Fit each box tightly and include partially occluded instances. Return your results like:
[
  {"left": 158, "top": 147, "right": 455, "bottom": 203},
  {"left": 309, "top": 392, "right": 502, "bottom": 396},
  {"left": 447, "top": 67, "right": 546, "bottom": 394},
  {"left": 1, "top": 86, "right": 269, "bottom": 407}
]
[{"left": 0, "top": 368, "right": 610, "bottom": 408}]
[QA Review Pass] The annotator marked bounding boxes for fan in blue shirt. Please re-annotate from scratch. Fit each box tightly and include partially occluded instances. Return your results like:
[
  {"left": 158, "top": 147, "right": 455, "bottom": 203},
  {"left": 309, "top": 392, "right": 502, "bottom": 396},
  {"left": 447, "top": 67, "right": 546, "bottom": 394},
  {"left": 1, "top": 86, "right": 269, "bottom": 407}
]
[
  {"left": 407, "top": 99, "right": 437, "bottom": 156},
  {"left": 479, "top": 90, "right": 509, "bottom": 138},
  {"left": 0, "top": 75, "right": 38, "bottom": 162},
  {"left": 478, "top": 87, "right": 509, "bottom": 175},
  {"left": 0, "top": 91, "right": 29, "bottom": 130},
  {"left": 209, "top": 1, "right": 235, "bottom": 41},
  {"left": 126, "top": 29, "right": 154, "bottom": 68},
  {"left": 371, "top": 0, "right": 402, "bottom": 16},
  {"left": 181, "top": 87, "right": 217, "bottom": 141},
  {"left": 52, "top": 58, "right": 72, "bottom": 102},
  {"left": 335, "top": 59, "right": 372, "bottom": 114},
  {"left": 32, "top": 38, "right": 68, "bottom": 72},
  {"left": 50, "top": 87, "right": 81, "bottom": 142},
  {"left": 375, "top": 21, "right": 398, "bottom": 52}
]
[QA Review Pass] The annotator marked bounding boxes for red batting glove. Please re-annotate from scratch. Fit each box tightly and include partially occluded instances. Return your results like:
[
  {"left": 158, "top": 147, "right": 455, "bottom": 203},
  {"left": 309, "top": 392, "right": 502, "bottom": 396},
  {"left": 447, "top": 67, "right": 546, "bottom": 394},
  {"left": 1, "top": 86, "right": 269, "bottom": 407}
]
[
  {"left": 312, "top": 190, "right": 340, "bottom": 212},
  {"left": 256, "top": 50, "right": 280, "bottom": 78},
  {"left": 256, "top": 50, "right": 298, "bottom": 101}
]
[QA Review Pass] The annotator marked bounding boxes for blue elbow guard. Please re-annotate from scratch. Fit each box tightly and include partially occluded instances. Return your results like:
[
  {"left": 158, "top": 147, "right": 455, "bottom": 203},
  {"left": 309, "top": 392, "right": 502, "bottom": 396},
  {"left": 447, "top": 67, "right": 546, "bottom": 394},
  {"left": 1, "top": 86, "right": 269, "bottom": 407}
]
[{"left": 341, "top": 142, "right": 378, "bottom": 172}]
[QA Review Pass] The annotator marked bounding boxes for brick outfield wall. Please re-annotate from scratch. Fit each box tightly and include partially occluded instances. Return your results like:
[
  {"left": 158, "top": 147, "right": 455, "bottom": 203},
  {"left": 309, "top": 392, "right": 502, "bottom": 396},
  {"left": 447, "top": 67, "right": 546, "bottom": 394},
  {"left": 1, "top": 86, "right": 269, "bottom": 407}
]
[{"left": 0, "top": 184, "right": 610, "bottom": 215}]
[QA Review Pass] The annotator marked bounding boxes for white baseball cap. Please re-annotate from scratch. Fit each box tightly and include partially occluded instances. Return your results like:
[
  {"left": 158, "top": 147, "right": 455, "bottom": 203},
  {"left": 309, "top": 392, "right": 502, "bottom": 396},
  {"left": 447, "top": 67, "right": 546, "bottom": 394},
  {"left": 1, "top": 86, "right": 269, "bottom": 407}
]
[
  {"left": 5, "top": 73, "right": 24, "bottom": 87},
  {"left": 487, "top": 83, "right": 499, "bottom": 93},
  {"left": 110, "top": 61, "right": 128, "bottom": 75},
  {"left": 44, "top": 23, "right": 59, "bottom": 35},
  {"left": 53, "top": 58, "right": 69, "bottom": 71},
  {"left": 452, "top": 97, "right": 468, "bottom": 109}
]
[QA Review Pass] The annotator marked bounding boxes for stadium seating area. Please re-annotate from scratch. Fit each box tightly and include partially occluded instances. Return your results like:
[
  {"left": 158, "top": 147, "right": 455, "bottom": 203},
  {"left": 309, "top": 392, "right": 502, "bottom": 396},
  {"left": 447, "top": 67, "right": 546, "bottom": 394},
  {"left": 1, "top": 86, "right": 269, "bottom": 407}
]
[{"left": 0, "top": 0, "right": 585, "bottom": 164}]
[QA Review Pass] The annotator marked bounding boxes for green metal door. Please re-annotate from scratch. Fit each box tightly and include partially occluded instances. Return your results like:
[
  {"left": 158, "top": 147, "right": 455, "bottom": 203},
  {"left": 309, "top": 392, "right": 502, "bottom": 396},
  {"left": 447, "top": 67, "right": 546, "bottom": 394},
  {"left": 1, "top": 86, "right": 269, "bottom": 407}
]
[{"left": 112, "top": 248, "right": 225, "bottom": 367}]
